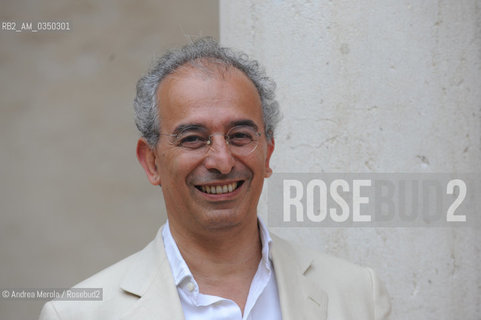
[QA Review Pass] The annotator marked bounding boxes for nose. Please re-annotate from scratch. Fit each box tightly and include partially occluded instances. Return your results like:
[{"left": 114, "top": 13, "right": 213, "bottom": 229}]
[{"left": 203, "top": 134, "right": 235, "bottom": 174}]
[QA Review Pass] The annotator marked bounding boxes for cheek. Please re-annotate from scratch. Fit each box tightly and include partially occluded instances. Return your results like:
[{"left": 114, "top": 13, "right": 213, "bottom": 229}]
[
  {"left": 159, "top": 152, "right": 200, "bottom": 180},
  {"left": 243, "top": 155, "right": 269, "bottom": 182},
  {"left": 156, "top": 152, "right": 179, "bottom": 180},
  {"left": 253, "top": 146, "right": 270, "bottom": 170}
]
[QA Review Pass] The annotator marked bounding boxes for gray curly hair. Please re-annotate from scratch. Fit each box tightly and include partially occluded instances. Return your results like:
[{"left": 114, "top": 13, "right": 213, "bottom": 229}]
[{"left": 133, "top": 37, "right": 281, "bottom": 147}]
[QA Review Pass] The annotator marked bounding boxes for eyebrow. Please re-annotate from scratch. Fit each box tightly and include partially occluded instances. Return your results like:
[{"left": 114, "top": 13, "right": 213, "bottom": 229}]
[
  {"left": 171, "top": 119, "right": 260, "bottom": 136},
  {"left": 171, "top": 124, "right": 207, "bottom": 136},
  {"left": 229, "top": 119, "right": 259, "bottom": 131}
]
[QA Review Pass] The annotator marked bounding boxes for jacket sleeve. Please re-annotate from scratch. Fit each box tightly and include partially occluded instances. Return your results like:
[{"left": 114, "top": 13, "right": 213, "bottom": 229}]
[{"left": 366, "top": 267, "right": 391, "bottom": 320}]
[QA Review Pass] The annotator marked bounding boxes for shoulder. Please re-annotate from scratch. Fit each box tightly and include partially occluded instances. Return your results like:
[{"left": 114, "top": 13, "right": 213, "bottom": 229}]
[
  {"left": 271, "top": 232, "right": 369, "bottom": 277},
  {"left": 75, "top": 250, "right": 141, "bottom": 289},
  {"left": 270, "top": 233, "right": 391, "bottom": 320},
  {"left": 38, "top": 239, "right": 156, "bottom": 320},
  {"left": 39, "top": 252, "right": 140, "bottom": 320}
]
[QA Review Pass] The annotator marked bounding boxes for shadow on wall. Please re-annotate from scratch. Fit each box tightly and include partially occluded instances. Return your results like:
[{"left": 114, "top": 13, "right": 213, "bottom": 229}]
[{"left": 0, "top": 1, "right": 218, "bottom": 319}]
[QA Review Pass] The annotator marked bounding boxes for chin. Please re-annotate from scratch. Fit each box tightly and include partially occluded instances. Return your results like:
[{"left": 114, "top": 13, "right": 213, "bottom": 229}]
[{"left": 199, "top": 208, "right": 251, "bottom": 231}]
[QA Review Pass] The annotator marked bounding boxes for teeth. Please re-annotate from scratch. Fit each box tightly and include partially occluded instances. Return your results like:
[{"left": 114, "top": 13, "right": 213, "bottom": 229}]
[{"left": 200, "top": 182, "right": 238, "bottom": 194}]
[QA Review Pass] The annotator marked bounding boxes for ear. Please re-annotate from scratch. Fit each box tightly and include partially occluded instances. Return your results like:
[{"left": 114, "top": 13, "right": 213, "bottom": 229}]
[
  {"left": 264, "top": 137, "right": 275, "bottom": 178},
  {"left": 136, "top": 138, "right": 162, "bottom": 186}
]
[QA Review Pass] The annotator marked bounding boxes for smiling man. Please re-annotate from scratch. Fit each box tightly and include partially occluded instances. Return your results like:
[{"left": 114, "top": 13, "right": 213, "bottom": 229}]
[{"left": 39, "top": 38, "right": 390, "bottom": 320}]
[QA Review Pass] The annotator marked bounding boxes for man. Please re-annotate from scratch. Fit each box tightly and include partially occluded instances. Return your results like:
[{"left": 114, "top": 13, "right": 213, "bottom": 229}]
[{"left": 39, "top": 38, "right": 390, "bottom": 320}]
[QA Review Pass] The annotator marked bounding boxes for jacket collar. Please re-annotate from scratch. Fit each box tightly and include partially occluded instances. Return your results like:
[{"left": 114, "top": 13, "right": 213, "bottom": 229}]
[
  {"left": 119, "top": 226, "right": 185, "bottom": 320},
  {"left": 117, "top": 225, "right": 327, "bottom": 320},
  {"left": 270, "top": 233, "right": 328, "bottom": 320}
]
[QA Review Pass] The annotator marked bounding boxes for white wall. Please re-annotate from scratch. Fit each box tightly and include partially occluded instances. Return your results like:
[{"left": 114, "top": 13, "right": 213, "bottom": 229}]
[{"left": 221, "top": 1, "right": 481, "bottom": 319}]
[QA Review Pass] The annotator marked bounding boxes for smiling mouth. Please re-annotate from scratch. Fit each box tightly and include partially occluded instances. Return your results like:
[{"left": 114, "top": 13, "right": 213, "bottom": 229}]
[{"left": 196, "top": 181, "right": 244, "bottom": 194}]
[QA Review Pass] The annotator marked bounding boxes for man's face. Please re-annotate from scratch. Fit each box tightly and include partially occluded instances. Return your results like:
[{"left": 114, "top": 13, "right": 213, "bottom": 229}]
[{"left": 150, "top": 65, "right": 274, "bottom": 234}]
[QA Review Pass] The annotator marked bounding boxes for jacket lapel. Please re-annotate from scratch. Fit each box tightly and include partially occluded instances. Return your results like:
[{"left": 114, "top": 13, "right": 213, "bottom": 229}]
[
  {"left": 270, "top": 233, "right": 328, "bottom": 320},
  {"left": 115, "top": 226, "right": 328, "bottom": 319},
  {"left": 119, "top": 226, "right": 185, "bottom": 320}
]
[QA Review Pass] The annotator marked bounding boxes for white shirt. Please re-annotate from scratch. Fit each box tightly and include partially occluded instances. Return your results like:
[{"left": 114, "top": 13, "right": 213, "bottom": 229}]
[{"left": 162, "top": 219, "right": 282, "bottom": 320}]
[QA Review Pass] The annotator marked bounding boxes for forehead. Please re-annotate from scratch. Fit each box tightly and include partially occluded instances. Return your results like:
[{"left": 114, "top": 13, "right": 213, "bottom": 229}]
[{"left": 156, "top": 64, "right": 263, "bottom": 131}]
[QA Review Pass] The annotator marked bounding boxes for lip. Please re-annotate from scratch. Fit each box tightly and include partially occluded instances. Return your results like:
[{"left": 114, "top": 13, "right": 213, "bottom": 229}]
[{"left": 194, "top": 180, "right": 245, "bottom": 200}]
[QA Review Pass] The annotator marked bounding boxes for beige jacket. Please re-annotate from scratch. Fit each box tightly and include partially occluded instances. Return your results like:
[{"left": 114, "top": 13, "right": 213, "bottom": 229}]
[{"left": 39, "top": 226, "right": 391, "bottom": 320}]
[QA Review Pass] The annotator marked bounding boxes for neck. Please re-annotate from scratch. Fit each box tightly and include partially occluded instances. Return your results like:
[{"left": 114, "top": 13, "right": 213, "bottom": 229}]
[
  {"left": 168, "top": 217, "right": 263, "bottom": 312},
  {"left": 169, "top": 217, "right": 262, "bottom": 275}
]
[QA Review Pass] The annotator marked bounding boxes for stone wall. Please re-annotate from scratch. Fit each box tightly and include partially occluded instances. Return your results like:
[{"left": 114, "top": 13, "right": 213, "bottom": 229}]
[{"left": 221, "top": 1, "right": 481, "bottom": 319}]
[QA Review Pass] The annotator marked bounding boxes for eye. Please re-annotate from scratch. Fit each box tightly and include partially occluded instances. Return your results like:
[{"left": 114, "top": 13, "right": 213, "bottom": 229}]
[
  {"left": 177, "top": 134, "right": 208, "bottom": 149},
  {"left": 228, "top": 128, "right": 256, "bottom": 146}
]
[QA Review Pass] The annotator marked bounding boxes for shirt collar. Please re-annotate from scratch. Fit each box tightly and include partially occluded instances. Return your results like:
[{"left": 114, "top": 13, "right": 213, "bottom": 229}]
[
  {"left": 162, "top": 217, "right": 273, "bottom": 287},
  {"left": 258, "top": 216, "right": 273, "bottom": 265},
  {"left": 162, "top": 220, "right": 194, "bottom": 287}
]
